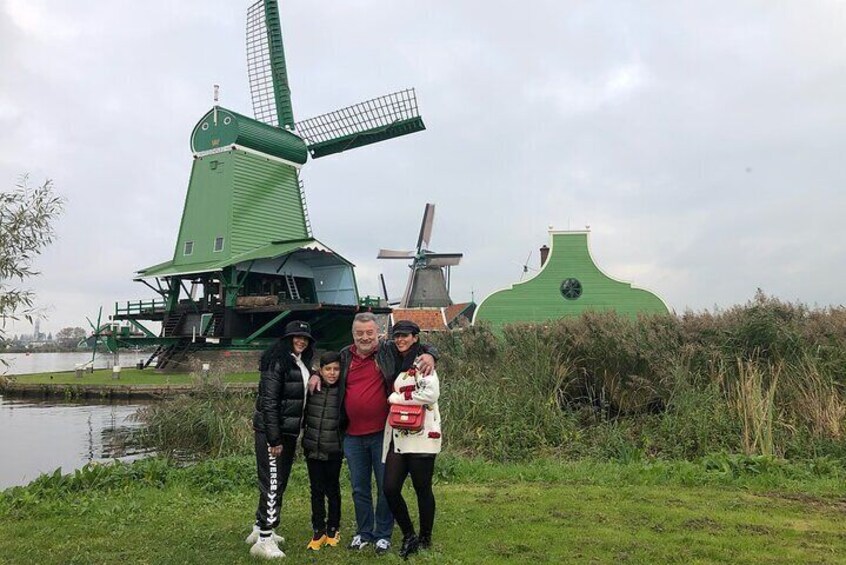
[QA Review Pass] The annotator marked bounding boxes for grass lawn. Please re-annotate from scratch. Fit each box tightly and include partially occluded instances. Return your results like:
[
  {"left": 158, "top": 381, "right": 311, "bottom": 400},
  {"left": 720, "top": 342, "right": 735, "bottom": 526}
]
[
  {"left": 5, "top": 369, "right": 256, "bottom": 386},
  {"left": 1, "top": 456, "right": 844, "bottom": 564}
]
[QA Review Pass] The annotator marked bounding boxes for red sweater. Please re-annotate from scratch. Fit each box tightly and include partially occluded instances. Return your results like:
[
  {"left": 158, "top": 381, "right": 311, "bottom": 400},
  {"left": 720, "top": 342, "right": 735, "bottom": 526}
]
[{"left": 344, "top": 347, "right": 389, "bottom": 436}]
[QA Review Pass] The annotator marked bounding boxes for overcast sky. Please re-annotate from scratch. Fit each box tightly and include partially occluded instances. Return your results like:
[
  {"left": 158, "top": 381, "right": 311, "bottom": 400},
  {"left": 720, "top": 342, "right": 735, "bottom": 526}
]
[{"left": 1, "top": 0, "right": 845, "bottom": 335}]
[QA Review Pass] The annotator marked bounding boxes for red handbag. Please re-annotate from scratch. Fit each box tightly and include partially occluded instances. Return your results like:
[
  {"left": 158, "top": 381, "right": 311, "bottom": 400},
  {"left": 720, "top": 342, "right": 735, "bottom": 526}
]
[{"left": 388, "top": 404, "right": 425, "bottom": 432}]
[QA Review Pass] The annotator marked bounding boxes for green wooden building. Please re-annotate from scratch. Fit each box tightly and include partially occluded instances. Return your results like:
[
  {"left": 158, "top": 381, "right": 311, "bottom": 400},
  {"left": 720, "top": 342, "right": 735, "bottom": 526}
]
[
  {"left": 473, "top": 231, "right": 669, "bottom": 329},
  {"left": 109, "top": 1, "right": 425, "bottom": 368}
]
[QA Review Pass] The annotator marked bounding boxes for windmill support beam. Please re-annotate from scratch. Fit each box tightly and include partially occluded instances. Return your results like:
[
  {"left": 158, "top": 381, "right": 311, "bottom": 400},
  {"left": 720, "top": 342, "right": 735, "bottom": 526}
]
[
  {"left": 242, "top": 310, "right": 291, "bottom": 344},
  {"left": 137, "top": 278, "right": 167, "bottom": 298},
  {"left": 128, "top": 320, "right": 156, "bottom": 338},
  {"left": 222, "top": 263, "right": 255, "bottom": 308},
  {"left": 178, "top": 279, "right": 201, "bottom": 314},
  {"left": 165, "top": 278, "right": 181, "bottom": 313}
]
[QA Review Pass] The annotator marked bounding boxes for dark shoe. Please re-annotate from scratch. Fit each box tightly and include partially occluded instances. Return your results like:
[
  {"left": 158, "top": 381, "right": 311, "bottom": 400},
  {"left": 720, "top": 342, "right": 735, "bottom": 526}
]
[
  {"left": 399, "top": 534, "right": 419, "bottom": 559},
  {"left": 418, "top": 534, "right": 431, "bottom": 549}
]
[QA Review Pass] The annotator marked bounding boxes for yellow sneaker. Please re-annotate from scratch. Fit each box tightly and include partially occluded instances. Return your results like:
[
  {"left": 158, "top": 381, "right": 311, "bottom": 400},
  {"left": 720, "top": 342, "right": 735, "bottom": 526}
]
[
  {"left": 324, "top": 529, "right": 340, "bottom": 547},
  {"left": 307, "top": 533, "right": 327, "bottom": 551}
]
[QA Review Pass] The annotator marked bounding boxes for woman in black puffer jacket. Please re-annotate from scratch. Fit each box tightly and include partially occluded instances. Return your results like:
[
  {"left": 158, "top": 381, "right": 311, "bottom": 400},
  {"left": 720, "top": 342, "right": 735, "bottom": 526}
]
[{"left": 247, "top": 320, "right": 315, "bottom": 559}]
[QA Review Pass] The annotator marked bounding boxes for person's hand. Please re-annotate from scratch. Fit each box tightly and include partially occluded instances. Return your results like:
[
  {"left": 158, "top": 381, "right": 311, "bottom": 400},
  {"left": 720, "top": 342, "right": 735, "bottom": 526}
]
[
  {"left": 416, "top": 353, "right": 435, "bottom": 376},
  {"left": 308, "top": 374, "right": 321, "bottom": 393},
  {"left": 268, "top": 444, "right": 283, "bottom": 457}
]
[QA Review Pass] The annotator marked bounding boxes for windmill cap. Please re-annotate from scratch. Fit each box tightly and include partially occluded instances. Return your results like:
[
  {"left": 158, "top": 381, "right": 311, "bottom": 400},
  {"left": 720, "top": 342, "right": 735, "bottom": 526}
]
[
  {"left": 283, "top": 321, "right": 313, "bottom": 341},
  {"left": 391, "top": 320, "right": 420, "bottom": 336}
]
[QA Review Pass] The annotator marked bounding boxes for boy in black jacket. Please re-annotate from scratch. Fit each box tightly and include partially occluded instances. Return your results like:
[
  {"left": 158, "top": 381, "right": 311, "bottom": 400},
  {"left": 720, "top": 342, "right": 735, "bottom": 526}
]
[{"left": 302, "top": 351, "right": 345, "bottom": 550}]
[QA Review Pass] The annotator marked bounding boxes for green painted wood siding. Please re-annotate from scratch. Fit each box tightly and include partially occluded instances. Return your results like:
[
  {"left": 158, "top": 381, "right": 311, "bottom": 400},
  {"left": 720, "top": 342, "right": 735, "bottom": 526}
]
[
  {"left": 474, "top": 232, "right": 668, "bottom": 329},
  {"left": 231, "top": 150, "right": 307, "bottom": 254},
  {"left": 172, "top": 150, "right": 307, "bottom": 268},
  {"left": 173, "top": 155, "right": 234, "bottom": 267}
]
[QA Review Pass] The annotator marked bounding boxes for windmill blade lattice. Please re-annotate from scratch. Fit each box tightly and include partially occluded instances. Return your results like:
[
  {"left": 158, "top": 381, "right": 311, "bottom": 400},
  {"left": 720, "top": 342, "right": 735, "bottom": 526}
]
[
  {"left": 246, "top": 1, "right": 277, "bottom": 126},
  {"left": 247, "top": 0, "right": 294, "bottom": 128},
  {"left": 295, "top": 89, "right": 425, "bottom": 158}
]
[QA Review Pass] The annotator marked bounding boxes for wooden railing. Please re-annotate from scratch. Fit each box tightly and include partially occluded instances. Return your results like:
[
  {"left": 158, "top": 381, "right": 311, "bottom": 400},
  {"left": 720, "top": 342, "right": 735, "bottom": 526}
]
[{"left": 115, "top": 299, "right": 167, "bottom": 316}]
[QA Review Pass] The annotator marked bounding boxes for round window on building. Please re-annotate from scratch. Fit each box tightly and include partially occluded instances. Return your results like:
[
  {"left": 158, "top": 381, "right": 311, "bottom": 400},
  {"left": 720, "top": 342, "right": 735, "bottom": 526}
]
[{"left": 560, "top": 278, "right": 582, "bottom": 300}]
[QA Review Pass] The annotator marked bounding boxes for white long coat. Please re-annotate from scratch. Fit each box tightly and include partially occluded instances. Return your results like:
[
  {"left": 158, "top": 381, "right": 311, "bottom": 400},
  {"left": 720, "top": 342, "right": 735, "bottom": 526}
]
[{"left": 381, "top": 367, "right": 442, "bottom": 461}]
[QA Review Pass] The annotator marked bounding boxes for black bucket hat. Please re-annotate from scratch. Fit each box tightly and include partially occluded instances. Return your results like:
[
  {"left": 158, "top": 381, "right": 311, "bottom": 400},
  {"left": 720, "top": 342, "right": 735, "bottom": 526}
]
[
  {"left": 391, "top": 320, "right": 420, "bottom": 337},
  {"left": 282, "top": 320, "right": 313, "bottom": 341}
]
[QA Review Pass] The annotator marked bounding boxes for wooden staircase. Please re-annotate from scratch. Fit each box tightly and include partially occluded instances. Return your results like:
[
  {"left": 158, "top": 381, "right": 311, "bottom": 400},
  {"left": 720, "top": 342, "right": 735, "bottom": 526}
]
[{"left": 155, "top": 339, "right": 196, "bottom": 371}]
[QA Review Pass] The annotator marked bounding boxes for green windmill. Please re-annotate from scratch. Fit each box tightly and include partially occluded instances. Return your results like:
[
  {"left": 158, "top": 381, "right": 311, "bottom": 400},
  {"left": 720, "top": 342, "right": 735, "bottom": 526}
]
[{"left": 112, "top": 0, "right": 425, "bottom": 369}]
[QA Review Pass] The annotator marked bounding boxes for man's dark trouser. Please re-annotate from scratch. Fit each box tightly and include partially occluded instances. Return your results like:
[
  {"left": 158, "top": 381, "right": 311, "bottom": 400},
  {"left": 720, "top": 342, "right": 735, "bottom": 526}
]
[
  {"left": 254, "top": 431, "right": 296, "bottom": 531},
  {"left": 306, "top": 457, "right": 343, "bottom": 532},
  {"left": 343, "top": 431, "right": 394, "bottom": 542}
]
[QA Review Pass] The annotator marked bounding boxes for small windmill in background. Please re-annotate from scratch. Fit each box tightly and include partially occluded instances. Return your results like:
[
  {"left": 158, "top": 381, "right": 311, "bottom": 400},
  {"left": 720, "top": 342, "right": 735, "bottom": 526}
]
[
  {"left": 517, "top": 251, "right": 539, "bottom": 281},
  {"left": 378, "top": 204, "right": 463, "bottom": 308}
]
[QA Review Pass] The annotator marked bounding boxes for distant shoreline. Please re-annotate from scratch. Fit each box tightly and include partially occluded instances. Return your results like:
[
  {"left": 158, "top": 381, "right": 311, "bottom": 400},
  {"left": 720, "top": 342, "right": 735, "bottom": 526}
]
[{"left": 0, "top": 369, "right": 257, "bottom": 400}]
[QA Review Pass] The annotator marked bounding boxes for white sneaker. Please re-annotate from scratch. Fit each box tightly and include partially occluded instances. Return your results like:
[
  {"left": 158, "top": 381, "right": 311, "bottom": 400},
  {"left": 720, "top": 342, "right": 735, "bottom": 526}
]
[
  {"left": 246, "top": 525, "right": 284, "bottom": 545},
  {"left": 348, "top": 534, "right": 370, "bottom": 550},
  {"left": 250, "top": 536, "right": 286, "bottom": 559},
  {"left": 375, "top": 538, "right": 392, "bottom": 554}
]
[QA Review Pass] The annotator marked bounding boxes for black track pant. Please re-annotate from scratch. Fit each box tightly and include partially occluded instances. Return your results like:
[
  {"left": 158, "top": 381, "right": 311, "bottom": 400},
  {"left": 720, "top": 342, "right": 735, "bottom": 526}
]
[
  {"left": 306, "top": 457, "right": 343, "bottom": 532},
  {"left": 383, "top": 448, "right": 436, "bottom": 538},
  {"left": 254, "top": 431, "right": 296, "bottom": 531}
]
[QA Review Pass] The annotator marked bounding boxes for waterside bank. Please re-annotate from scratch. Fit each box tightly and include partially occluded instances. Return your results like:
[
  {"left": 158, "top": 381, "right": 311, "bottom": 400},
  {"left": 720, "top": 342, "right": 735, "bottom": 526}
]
[{"left": 0, "top": 370, "right": 257, "bottom": 400}]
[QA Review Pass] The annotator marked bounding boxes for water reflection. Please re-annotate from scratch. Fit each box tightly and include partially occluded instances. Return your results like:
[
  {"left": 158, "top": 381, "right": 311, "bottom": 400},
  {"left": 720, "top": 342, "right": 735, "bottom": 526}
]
[{"left": 0, "top": 395, "right": 152, "bottom": 489}]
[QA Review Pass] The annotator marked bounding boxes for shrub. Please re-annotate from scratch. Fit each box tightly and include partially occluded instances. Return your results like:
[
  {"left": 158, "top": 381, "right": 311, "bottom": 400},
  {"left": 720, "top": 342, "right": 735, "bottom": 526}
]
[{"left": 136, "top": 376, "right": 254, "bottom": 458}]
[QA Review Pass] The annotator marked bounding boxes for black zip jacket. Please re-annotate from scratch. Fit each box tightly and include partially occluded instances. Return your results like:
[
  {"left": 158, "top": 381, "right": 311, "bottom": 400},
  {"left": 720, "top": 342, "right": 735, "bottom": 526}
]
[
  {"left": 252, "top": 354, "right": 307, "bottom": 447},
  {"left": 301, "top": 383, "right": 343, "bottom": 460}
]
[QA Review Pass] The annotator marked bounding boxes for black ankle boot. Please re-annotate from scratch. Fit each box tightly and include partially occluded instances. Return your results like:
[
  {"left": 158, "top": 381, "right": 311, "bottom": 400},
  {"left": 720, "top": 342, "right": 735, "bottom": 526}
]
[
  {"left": 418, "top": 533, "right": 431, "bottom": 549},
  {"left": 399, "top": 534, "right": 419, "bottom": 559}
]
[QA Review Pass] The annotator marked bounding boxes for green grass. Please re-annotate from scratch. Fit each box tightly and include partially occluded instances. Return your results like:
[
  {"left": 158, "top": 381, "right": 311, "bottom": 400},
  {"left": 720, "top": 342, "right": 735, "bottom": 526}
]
[
  {"left": 1, "top": 455, "right": 845, "bottom": 564},
  {"left": 6, "top": 369, "right": 256, "bottom": 386}
]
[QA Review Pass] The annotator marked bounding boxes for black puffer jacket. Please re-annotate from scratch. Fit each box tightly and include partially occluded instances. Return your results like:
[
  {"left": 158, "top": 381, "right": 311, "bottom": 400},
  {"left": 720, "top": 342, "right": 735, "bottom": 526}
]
[
  {"left": 252, "top": 353, "right": 309, "bottom": 447},
  {"left": 301, "top": 384, "right": 343, "bottom": 460}
]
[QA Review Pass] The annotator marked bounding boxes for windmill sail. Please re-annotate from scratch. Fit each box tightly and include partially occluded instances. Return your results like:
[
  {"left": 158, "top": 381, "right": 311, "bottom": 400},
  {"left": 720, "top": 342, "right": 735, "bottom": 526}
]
[
  {"left": 295, "top": 89, "right": 425, "bottom": 158},
  {"left": 247, "top": 0, "right": 294, "bottom": 128},
  {"left": 416, "top": 203, "right": 435, "bottom": 251},
  {"left": 377, "top": 203, "right": 462, "bottom": 308}
]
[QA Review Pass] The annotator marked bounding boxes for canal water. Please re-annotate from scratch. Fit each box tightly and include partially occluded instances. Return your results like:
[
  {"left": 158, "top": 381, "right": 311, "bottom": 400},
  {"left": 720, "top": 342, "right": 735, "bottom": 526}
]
[
  {"left": 0, "top": 351, "right": 149, "bottom": 375},
  {"left": 0, "top": 394, "right": 149, "bottom": 489}
]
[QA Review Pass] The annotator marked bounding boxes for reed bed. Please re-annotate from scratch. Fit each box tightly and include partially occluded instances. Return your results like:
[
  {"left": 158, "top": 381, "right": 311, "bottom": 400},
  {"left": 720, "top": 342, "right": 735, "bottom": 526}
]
[
  {"left": 136, "top": 292, "right": 846, "bottom": 464},
  {"left": 431, "top": 292, "right": 846, "bottom": 462}
]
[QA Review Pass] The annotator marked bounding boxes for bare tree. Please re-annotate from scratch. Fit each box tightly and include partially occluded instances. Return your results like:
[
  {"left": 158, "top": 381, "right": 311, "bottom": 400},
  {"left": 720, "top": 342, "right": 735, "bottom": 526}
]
[{"left": 0, "top": 175, "right": 64, "bottom": 344}]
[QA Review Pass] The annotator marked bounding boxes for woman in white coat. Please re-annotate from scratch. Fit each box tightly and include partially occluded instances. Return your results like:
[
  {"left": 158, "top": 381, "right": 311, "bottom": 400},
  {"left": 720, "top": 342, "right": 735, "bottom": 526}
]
[{"left": 382, "top": 320, "right": 442, "bottom": 559}]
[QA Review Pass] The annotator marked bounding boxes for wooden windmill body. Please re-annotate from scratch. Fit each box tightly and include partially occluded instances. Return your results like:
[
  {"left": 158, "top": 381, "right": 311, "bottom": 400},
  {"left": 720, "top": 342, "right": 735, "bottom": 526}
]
[{"left": 111, "top": 1, "right": 426, "bottom": 368}]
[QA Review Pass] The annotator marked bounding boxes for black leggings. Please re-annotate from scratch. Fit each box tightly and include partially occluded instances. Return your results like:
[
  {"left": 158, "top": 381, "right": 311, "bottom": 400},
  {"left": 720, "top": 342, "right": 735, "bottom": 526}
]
[{"left": 383, "top": 448, "right": 436, "bottom": 538}]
